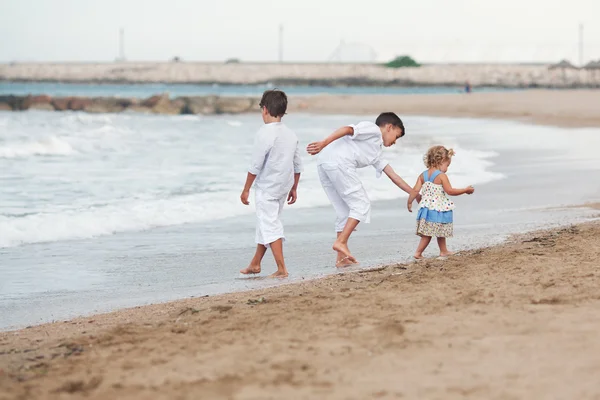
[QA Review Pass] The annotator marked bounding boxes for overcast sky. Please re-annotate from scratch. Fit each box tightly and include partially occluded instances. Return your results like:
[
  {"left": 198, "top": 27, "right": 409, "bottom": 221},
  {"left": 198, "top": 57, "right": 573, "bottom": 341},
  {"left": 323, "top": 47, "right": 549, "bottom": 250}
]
[{"left": 1, "top": 0, "right": 598, "bottom": 64}]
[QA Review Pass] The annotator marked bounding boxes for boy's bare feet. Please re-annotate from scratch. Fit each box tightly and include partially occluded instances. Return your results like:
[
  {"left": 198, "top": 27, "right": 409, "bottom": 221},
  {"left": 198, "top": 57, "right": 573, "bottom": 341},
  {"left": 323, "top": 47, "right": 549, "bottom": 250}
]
[
  {"left": 439, "top": 251, "right": 454, "bottom": 257},
  {"left": 269, "top": 270, "right": 289, "bottom": 278},
  {"left": 414, "top": 254, "right": 424, "bottom": 260},
  {"left": 240, "top": 264, "right": 261, "bottom": 274},
  {"left": 333, "top": 241, "right": 357, "bottom": 264}
]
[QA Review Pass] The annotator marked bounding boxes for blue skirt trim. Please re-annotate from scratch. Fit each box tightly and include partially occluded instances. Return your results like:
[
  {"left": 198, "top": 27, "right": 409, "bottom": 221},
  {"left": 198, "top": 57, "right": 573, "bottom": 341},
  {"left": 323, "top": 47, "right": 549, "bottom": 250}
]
[{"left": 416, "top": 207, "right": 453, "bottom": 223}]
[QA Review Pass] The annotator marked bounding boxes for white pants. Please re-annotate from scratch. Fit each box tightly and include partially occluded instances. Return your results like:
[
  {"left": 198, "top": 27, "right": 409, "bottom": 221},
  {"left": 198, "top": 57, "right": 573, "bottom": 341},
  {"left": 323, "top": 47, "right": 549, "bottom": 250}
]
[
  {"left": 317, "top": 163, "right": 371, "bottom": 232},
  {"left": 255, "top": 189, "right": 286, "bottom": 246}
]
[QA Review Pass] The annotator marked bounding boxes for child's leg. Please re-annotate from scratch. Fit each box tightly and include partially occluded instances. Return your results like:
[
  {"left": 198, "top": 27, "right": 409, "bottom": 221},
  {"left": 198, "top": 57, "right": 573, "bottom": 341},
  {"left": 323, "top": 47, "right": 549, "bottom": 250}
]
[
  {"left": 333, "top": 218, "right": 360, "bottom": 264},
  {"left": 269, "top": 238, "right": 288, "bottom": 277},
  {"left": 335, "top": 232, "right": 351, "bottom": 266},
  {"left": 415, "top": 236, "right": 432, "bottom": 259},
  {"left": 333, "top": 169, "right": 369, "bottom": 265},
  {"left": 244, "top": 190, "right": 287, "bottom": 276},
  {"left": 269, "top": 196, "right": 289, "bottom": 277},
  {"left": 437, "top": 237, "right": 453, "bottom": 257},
  {"left": 318, "top": 165, "right": 354, "bottom": 266},
  {"left": 240, "top": 245, "right": 267, "bottom": 274}
]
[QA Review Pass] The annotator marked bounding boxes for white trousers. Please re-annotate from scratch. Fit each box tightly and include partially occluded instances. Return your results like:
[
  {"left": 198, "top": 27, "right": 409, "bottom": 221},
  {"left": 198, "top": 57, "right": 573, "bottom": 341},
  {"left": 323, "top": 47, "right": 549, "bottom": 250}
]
[
  {"left": 255, "top": 189, "right": 286, "bottom": 246},
  {"left": 317, "top": 163, "right": 371, "bottom": 232}
]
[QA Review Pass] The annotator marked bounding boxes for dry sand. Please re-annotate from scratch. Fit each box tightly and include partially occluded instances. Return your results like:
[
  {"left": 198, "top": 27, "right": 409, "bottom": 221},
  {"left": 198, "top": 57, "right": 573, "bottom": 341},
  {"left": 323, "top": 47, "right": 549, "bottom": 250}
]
[
  {"left": 291, "top": 90, "right": 600, "bottom": 128},
  {"left": 1, "top": 213, "right": 600, "bottom": 399}
]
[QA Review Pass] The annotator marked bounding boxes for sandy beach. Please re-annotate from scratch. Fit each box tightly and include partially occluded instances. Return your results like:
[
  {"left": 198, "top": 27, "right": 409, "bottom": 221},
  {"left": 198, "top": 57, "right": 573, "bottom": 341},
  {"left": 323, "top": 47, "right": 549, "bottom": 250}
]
[
  {"left": 3, "top": 89, "right": 600, "bottom": 128},
  {"left": 292, "top": 89, "right": 600, "bottom": 128},
  {"left": 2, "top": 89, "right": 600, "bottom": 399},
  {"left": 1, "top": 214, "right": 600, "bottom": 399}
]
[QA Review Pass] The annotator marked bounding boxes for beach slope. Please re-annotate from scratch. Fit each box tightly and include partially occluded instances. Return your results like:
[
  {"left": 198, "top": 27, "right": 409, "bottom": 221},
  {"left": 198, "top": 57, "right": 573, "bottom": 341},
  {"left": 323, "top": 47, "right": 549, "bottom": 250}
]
[{"left": 2, "top": 218, "right": 600, "bottom": 399}]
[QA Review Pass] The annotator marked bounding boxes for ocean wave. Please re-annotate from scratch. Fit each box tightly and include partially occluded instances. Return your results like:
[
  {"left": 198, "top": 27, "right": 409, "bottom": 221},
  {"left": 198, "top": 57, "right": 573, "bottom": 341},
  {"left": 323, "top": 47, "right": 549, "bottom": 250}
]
[{"left": 0, "top": 190, "right": 330, "bottom": 248}]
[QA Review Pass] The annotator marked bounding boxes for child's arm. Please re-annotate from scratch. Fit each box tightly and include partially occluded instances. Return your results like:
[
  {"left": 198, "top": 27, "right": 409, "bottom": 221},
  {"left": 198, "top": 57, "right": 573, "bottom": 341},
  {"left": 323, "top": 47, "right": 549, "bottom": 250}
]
[
  {"left": 288, "top": 141, "right": 303, "bottom": 205},
  {"left": 407, "top": 175, "right": 424, "bottom": 212},
  {"left": 288, "top": 172, "right": 301, "bottom": 204},
  {"left": 382, "top": 165, "right": 419, "bottom": 195},
  {"left": 241, "top": 131, "right": 271, "bottom": 205},
  {"left": 306, "top": 126, "right": 353, "bottom": 155},
  {"left": 438, "top": 174, "right": 475, "bottom": 196},
  {"left": 240, "top": 173, "right": 256, "bottom": 205}
]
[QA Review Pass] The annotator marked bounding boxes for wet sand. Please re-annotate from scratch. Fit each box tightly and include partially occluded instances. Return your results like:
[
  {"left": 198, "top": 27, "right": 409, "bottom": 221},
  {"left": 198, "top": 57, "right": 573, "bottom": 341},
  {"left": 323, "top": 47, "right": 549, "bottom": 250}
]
[
  {"left": 1, "top": 215, "right": 600, "bottom": 399},
  {"left": 291, "top": 90, "right": 600, "bottom": 128}
]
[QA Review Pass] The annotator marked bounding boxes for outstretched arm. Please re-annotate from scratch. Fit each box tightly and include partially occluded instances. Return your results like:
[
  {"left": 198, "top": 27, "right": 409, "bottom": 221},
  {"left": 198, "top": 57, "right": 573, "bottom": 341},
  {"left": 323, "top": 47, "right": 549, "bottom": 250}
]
[
  {"left": 383, "top": 164, "right": 415, "bottom": 194},
  {"left": 407, "top": 175, "right": 424, "bottom": 212},
  {"left": 306, "top": 126, "right": 353, "bottom": 155},
  {"left": 439, "top": 174, "right": 474, "bottom": 196}
]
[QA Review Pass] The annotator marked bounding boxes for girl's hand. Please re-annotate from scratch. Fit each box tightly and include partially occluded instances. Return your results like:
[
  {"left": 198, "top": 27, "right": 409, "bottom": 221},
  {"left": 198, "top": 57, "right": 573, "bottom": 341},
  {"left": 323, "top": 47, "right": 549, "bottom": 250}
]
[
  {"left": 407, "top": 200, "right": 413, "bottom": 213},
  {"left": 306, "top": 141, "right": 326, "bottom": 155},
  {"left": 466, "top": 186, "right": 475, "bottom": 194}
]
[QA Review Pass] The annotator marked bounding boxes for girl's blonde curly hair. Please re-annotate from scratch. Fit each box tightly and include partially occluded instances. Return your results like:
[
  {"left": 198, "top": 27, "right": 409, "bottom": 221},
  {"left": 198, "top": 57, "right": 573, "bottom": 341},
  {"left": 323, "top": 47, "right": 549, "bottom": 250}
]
[{"left": 424, "top": 145, "right": 455, "bottom": 168}]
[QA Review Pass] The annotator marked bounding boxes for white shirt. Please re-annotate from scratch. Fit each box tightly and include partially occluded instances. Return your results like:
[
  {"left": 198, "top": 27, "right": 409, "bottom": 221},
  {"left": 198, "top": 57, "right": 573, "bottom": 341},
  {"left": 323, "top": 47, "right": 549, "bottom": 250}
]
[
  {"left": 249, "top": 122, "right": 303, "bottom": 199},
  {"left": 317, "top": 121, "right": 389, "bottom": 177}
]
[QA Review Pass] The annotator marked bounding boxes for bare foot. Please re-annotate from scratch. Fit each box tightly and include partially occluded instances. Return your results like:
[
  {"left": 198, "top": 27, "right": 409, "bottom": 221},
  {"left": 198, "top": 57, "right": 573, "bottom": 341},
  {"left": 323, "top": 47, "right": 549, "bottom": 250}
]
[
  {"left": 336, "top": 256, "right": 355, "bottom": 268},
  {"left": 269, "top": 270, "right": 289, "bottom": 278},
  {"left": 439, "top": 251, "right": 454, "bottom": 257},
  {"left": 240, "top": 264, "right": 261, "bottom": 274},
  {"left": 414, "top": 254, "right": 424, "bottom": 260},
  {"left": 332, "top": 241, "right": 357, "bottom": 264}
]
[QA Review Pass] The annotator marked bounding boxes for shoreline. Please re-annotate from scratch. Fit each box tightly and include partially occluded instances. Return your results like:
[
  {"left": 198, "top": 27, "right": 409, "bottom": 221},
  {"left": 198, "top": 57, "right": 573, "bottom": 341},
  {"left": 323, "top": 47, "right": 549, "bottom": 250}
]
[
  {"left": 2, "top": 202, "right": 599, "bottom": 333},
  {"left": 1, "top": 215, "right": 600, "bottom": 398},
  {"left": 2, "top": 90, "right": 600, "bottom": 128}
]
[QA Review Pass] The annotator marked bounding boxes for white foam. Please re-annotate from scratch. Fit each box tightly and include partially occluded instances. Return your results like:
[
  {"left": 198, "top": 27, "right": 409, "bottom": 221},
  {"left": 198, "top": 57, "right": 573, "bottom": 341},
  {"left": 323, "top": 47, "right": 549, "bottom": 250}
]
[{"left": 0, "top": 136, "right": 76, "bottom": 158}]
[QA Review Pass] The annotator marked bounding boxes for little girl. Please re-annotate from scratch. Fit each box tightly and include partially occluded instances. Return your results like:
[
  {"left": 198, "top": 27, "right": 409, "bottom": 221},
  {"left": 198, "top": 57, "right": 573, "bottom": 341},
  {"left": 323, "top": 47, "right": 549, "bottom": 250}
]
[{"left": 407, "top": 146, "right": 475, "bottom": 259}]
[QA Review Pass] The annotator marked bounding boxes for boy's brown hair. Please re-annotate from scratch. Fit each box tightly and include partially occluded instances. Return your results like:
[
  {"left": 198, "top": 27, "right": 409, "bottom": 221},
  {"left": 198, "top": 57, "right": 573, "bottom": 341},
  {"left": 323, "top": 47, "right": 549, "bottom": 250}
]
[
  {"left": 375, "top": 112, "right": 405, "bottom": 137},
  {"left": 259, "top": 89, "right": 287, "bottom": 117}
]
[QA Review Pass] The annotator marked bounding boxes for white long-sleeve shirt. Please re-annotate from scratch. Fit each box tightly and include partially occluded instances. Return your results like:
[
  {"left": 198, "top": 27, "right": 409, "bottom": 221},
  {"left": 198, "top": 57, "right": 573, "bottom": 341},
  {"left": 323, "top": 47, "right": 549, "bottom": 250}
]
[
  {"left": 248, "top": 122, "right": 303, "bottom": 199},
  {"left": 317, "top": 121, "right": 389, "bottom": 177}
]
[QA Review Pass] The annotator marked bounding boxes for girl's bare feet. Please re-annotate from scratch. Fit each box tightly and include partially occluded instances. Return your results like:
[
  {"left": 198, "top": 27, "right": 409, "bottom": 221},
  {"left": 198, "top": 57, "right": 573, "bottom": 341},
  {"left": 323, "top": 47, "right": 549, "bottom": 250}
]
[
  {"left": 269, "top": 270, "right": 289, "bottom": 278},
  {"left": 240, "top": 264, "right": 261, "bottom": 274},
  {"left": 336, "top": 256, "right": 357, "bottom": 268},
  {"left": 439, "top": 251, "right": 454, "bottom": 257}
]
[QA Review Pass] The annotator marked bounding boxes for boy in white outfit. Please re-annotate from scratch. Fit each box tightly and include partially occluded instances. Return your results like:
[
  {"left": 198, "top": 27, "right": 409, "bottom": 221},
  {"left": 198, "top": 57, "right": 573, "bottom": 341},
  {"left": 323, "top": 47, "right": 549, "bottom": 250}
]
[
  {"left": 240, "top": 89, "right": 303, "bottom": 278},
  {"left": 307, "top": 112, "right": 417, "bottom": 267}
]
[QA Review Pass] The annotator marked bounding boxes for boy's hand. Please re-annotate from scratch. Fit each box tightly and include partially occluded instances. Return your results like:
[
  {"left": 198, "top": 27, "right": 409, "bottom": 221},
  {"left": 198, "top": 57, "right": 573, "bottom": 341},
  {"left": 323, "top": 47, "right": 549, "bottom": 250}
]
[
  {"left": 407, "top": 200, "right": 413, "bottom": 213},
  {"left": 240, "top": 189, "right": 250, "bottom": 205},
  {"left": 287, "top": 189, "right": 297, "bottom": 205},
  {"left": 466, "top": 186, "right": 475, "bottom": 194},
  {"left": 306, "top": 141, "right": 325, "bottom": 155}
]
